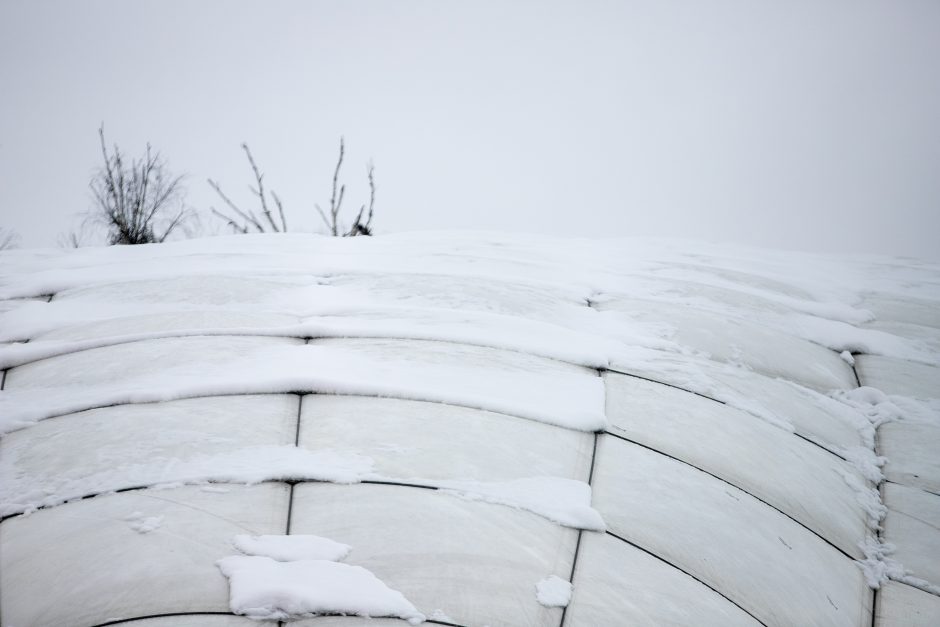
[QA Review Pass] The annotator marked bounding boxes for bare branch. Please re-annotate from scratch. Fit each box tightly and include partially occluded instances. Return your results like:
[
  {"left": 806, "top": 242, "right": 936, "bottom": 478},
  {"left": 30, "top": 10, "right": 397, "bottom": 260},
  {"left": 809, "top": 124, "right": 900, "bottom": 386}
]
[
  {"left": 210, "top": 207, "right": 249, "bottom": 234},
  {"left": 208, "top": 144, "right": 286, "bottom": 233},
  {"left": 314, "top": 203, "right": 333, "bottom": 231},
  {"left": 89, "top": 125, "right": 190, "bottom": 245},
  {"left": 344, "top": 161, "right": 375, "bottom": 237},
  {"left": 207, "top": 178, "right": 265, "bottom": 233},
  {"left": 327, "top": 137, "right": 345, "bottom": 236},
  {"left": 241, "top": 143, "right": 281, "bottom": 232},
  {"left": 272, "top": 191, "right": 287, "bottom": 232},
  {"left": 0, "top": 227, "right": 20, "bottom": 250}
]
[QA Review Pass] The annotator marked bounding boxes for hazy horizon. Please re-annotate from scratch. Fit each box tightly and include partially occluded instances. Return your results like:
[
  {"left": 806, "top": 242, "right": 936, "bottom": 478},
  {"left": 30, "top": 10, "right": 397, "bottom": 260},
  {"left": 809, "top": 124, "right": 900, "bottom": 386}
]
[{"left": 2, "top": 0, "right": 939, "bottom": 260}]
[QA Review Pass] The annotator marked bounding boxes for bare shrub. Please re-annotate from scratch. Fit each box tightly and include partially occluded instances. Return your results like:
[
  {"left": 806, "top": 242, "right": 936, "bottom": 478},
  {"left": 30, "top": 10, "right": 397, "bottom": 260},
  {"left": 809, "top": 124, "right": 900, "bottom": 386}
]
[
  {"left": 208, "top": 143, "right": 286, "bottom": 234},
  {"left": 89, "top": 125, "right": 189, "bottom": 245},
  {"left": 315, "top": 137, "right": 374, "bottom": 237},
  {"left": 0, "top": 227, "right": 20, "bottom": 250}
]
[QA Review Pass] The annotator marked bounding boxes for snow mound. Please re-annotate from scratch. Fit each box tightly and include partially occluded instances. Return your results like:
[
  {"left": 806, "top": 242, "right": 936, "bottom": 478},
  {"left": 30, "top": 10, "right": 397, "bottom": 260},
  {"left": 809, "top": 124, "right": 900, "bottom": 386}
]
[{"left": 217, "top": 555, "right": 425, "bottom": 623}]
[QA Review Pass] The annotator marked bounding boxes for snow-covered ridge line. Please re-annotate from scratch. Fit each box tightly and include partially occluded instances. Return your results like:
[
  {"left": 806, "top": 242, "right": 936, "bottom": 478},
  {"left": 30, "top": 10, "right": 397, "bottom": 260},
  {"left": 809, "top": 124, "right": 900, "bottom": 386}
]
[
  {"left": 1, "top": 444, "right": 604, "bottom": 532},
  {"left": 0, "top": 344, "right": 607, "bottom": 435},
  {"left": 0, "top": 313, "right": 615, "bottom": 371}
]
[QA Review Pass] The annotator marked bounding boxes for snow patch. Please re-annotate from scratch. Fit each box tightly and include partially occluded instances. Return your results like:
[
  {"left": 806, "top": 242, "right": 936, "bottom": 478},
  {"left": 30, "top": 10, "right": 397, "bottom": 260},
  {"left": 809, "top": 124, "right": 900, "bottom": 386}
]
[
  {"left": 233, "top": 534, "right": 350, "bottom": 562},
  {"left": 0, "top": 445, "right": 373, "bottom": 518},
  {"left": 855, "top": 536, "right": 940, "bottom": 596},
  {"left": 0, "top": 343, "right": 607, "bottom": 435},
  {"left": 788, "top": 316, "right": 938, "bottom": 366},
  {"left": 432, "top": 477, "right": 606, "bottom": 531},
  {"left": 217, "top": 555, "right": 425, "bottom": 623},
  {"left": 535, "top": 575, "right": 572, "bottom": 608},
  {"left": 838, "top": 470, "right": 886, "bottom": 530},
  {"left": 124, "top": 511, "right": 164, "bottom": 534}
]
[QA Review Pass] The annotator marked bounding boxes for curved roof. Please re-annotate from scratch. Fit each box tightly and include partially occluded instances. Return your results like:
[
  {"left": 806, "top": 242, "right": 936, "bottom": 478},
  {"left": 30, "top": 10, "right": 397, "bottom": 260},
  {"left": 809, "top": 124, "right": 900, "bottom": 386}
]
[{"left": 1, "top": 233, "right": 938, "bottom": 626}]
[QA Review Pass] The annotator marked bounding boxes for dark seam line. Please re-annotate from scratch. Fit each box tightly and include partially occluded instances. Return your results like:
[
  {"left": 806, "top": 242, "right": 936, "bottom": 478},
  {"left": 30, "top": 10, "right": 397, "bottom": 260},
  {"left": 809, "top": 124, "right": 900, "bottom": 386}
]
[
  {"left": 284, "top": 393, "right": 305, "bottom": 537},
  {"left": 605, "top": 530, "right": 769, "bottom": 627},
  {"left": 0, "top": 478, "right": 442, "bottom": 525},
  {"left": 3, "top": 330, "right": 595, "bottom": 372},
  {"left": 293, "top": 393, "right": 304, "bottom": 447},
  {"left": 362, "top": 480, "right": 439, "bottom": 490},
  {"left": 602, "top": 430, "right": 856, "bottom": 561},
  {"left": 868, "top": 370, "right": 880, "bottom": 627},
  {"left": 602, "top": 367, "right": 726, "bottom": 404},
  {"left": 10, "top": 388, "right": 574, "bottom": 436},
  {"left": 92, "top": 612, "right": 234, "bottom": 626},
  {"left": 93, "top": 611, "right": 464, "bottom": 627},
  {"left": 1, "top": 336, "right": 32, "bottom": 392},
  {"left": 603, "top": 368, "right": 851, "bottom": 464},
  {"left": 851, "top": 363, "right": 863, "bottom": 388},
  {"left": 870, "top": 494, "right": 881, "bottom": 626},
  {"left": 792, "top": 431, "right": 848, "bottom": 462},
  {"left": 0, "top": 332, "right": 308, "bottom": 368},
  {"left": 890, "top": 577, "right": 940, "bottom": 599},
  {"left": 560, "top": 431, "right": 600, "bottom": 627},
  {"left": 883, "top": 479, "right": 940, "bottom": 498},
  {"left": 284, "top": 483, "right": 296, "bottom": 534}
]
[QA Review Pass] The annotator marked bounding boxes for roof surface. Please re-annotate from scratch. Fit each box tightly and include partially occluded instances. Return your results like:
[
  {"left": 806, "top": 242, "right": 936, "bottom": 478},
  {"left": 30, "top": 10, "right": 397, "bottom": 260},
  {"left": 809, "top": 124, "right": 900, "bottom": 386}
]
[{"left": 1, "top": 233, "right": 938, "bottom": 626}]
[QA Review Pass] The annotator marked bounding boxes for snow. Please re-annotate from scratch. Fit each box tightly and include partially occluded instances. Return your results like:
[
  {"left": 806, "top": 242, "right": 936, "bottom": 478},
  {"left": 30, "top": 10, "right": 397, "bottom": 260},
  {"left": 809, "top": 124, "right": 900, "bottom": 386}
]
[
  {"left": 1, "top": 445, "right": 373, "bottom": 517},
  {"left": 432, "top": 477, "right": 605, "bottom": 531},
  {"left": 216, "top": 555, "right": 425, "bottom": 623},
  {"left": 0, "top": 343, "right": 607, "bottom": 435},
  {"left": 535, "top": 575, "right": 572, "bottom": 607},
  {"left": 2, "top": 232, "right": 939, "bottom": 625},
  {"left": 233, "top": 534, "right": 350, "bottom": 562},
  {"left": 853, "top": 535, "right": 940, "bottom": 596},
  {"left": 124, "top": 511, "right": 164, "bottom": 534}
]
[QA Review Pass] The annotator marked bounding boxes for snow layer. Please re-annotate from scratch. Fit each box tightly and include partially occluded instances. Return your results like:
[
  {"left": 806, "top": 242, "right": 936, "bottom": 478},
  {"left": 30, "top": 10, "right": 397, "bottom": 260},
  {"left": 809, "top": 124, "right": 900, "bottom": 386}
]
[
  {"left": 2, "top": 232, "right": 939, "bottom": 625},
  {"left": 0, "top": 343, "right": 606, "bottom": 434},
  {"left": 233, "top": 534, "right": 351, "bottom": 562},
  {"left": 535, "top": 575, "right": 572, "bottom": 607},
  {"left": 124, "top": 511, "right": 164, "bottom": 534},
  {"left": 216, "top": 555, "right": 425, "bottom": 623},
  {"left": 1, "top": 445, "right": 373, "bottom": 517},
  {"left": 432, "top": 477, "right": 605, "bottom": 531}
]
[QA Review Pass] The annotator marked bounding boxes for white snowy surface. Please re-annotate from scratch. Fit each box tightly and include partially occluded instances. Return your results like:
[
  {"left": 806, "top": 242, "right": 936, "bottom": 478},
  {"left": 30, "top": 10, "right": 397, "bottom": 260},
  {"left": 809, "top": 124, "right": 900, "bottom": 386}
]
[
  {"left": 597, "top": 296, "right": 859, "bottom": 391},
  {"left": 1, "top": 442, "right": 372, "bottom": 517},
  {"left": 875, "top": 581, "right": 940, "bottom": 627},
  {"left": 592, "top": 436, "right": 872, "bottom": 627},
  {"left": 878, "top": 420, "right": 940, "bottom": 494},
  {"left": 535, "top": 575, "right": 572, "bottom": 607},
  {"left": 233, "top": 534, "right": 351, "bottom": 562},
  {"left": 0, "top": 484, "right": 288, "bottom": 627},
  {"left": 125, "top": 511, "right": 164, "bottom": 534},
  {"left": 881, "top": 483, "right": 940, "bottom": 591},
  {"left": 288, "top": 482, "right": 577, "bottom": 626},
  {"left": 564, "top": 532, "right": 761, "bottom": 627},
  {"left": 432, "top": 476, "right": 605, "bottom": 531},
  {"left": 605, "top": 373, "right": 871, "bottom": 557},
  {"left": 2, "top": 232, "right": 939, "bottom": 625},
  {"left": 0, "top": 340, "right": 606, "bottom": 434},
  {"left": 298, "top": 395, "right": 595, "bottom": 483},
  {"left": 856, "top": 354, "right": 940, "bottom": 399},
  {"left": 216, "top": 555, "right": 424, "bottom": 623}
]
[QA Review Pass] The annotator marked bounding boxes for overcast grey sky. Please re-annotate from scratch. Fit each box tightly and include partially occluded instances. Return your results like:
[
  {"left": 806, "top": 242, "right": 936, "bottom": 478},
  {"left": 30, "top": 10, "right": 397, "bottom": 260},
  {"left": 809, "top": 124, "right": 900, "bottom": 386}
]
[{"left": 1, "top": 0, "right": 938, "bottom": 258}]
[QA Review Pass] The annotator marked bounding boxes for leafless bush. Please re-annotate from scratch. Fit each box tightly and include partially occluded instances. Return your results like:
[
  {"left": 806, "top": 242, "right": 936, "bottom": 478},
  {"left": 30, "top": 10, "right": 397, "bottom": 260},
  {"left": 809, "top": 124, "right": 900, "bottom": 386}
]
[
  {"left": 89, "top": 125, "right": 189, "bottom": 245},
  {"left": 209, "top": 137, "right": 375, "bottom": 237},
  {"left": 315, "top": 137, "right": 374, "bottom": 237},
  {"left": 0, "top": 227, "right": 20, "bottom": 250},
  {"left": 208, "top": 144, "right": 286, "bottom": 233}
]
